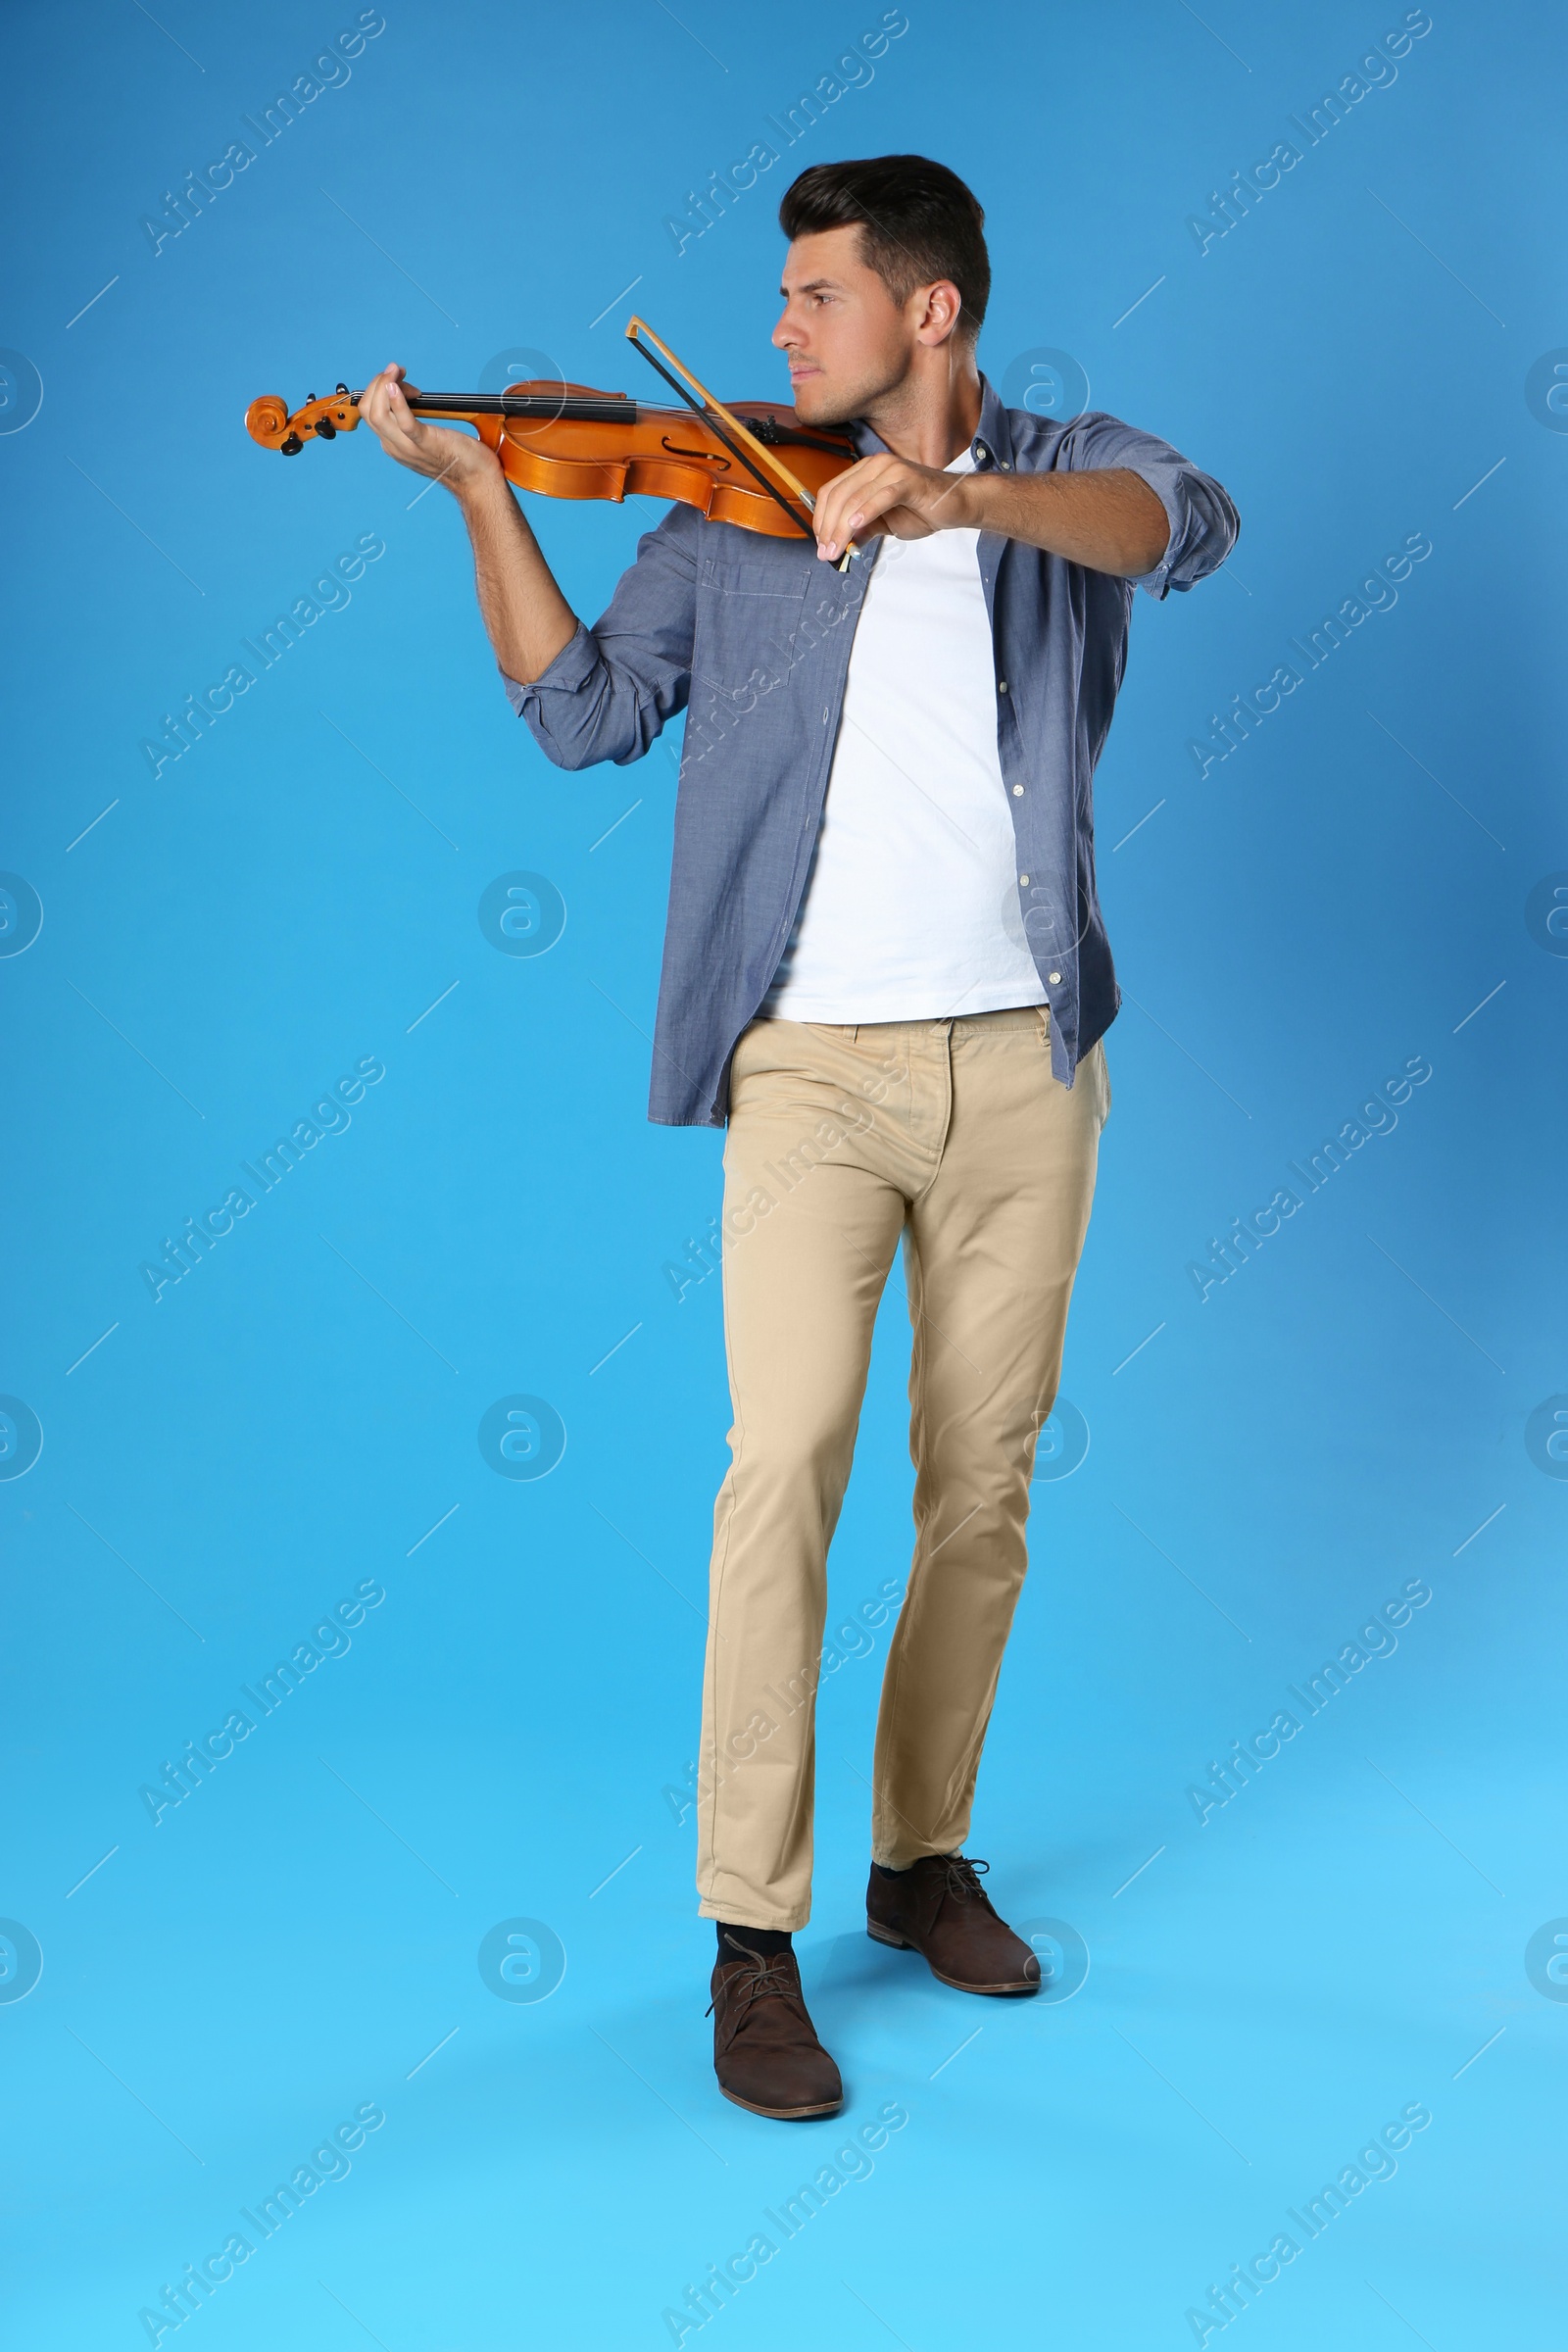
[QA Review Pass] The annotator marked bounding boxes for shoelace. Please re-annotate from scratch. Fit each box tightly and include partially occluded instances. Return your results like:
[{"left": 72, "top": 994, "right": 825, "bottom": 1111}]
[
  {"left": 939, "top": 1852, "right": 995, "bottom": 1906},
  {"left": 706, "top": 1939, "right": 800, "bottom": 2021}
]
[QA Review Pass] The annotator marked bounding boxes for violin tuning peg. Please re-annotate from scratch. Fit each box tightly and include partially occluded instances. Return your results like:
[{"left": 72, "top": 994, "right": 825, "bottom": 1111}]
[
  {"left": 315, "top": 419, "right": 337, "bottom": 439},
  {"left": 335, "top": 381, "right": 349, "bottom": 395},
  {"left": 279, "top": 432, "right": 304, "bottom": 456}
]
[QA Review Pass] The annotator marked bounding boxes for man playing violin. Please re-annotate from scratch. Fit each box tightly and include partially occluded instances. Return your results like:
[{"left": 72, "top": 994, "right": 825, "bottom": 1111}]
[{"left": 358, "top": 154, "right": 1238, "bottom": 2121}]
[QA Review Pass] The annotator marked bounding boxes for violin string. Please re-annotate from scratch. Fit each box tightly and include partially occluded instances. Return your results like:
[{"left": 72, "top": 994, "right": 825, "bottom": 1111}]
[
  {"left": 406, "top": 393, "right": 640, "bottom": 423},
  {"left": 343, "top": 383, "right": 850, "bottom": 450},
  {"left": 346, "top": 388, "right": 648, "bottom": 424}
]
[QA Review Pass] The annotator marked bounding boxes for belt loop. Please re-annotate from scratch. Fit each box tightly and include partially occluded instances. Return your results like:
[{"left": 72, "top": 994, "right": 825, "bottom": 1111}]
[
  {"left": 1037, "top": 1005, "right": 1051, "bottom": 1048},
  {"left": 848, "top": 1023, "right": 858, "bottom": 1044}
]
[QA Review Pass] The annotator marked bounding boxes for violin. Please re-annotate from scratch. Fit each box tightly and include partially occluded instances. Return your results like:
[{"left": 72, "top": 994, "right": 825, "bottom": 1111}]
[{"left": 245, "top": 316, "right": 859, "bottom": 557}]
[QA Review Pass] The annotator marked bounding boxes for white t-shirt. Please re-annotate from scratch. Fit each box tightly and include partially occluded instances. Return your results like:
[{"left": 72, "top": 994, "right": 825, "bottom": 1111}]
[{"left": 760, "top": 449, "right": 1045, "bottom": 1024}]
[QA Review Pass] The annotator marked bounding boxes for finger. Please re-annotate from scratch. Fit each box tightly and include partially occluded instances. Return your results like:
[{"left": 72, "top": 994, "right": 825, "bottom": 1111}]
[
  {"left": 361, "top": 381, "right": 428, "bottom": 463},
  {"left": 361, "top": 368, "right": 400, "bottom": 432},
  {"left": 365, "top": 397, "right": 414, "bottom": 454},
  {"left": 811, "top": 486, "right": 846, "bottom": 557},
  {"left": 816, "top": 472, "right": 903, "bottom": 559},
  {"left": 811, "top": 456, "right": 876, "bottom": 538},
  {"left": 820, "top": 457, "right": 906, "bottom": 549},
  {"left": 382, "top": 380, "right": 435, "bottom": 455},
  {"left": 365, "top": 372, "right": 425, "bottom": 453},
  {"left": 812, "top": 470, "right": 869, "bottom": 557}
]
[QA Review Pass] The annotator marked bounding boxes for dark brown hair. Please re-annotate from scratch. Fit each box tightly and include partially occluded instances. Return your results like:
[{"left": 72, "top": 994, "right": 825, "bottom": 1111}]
[{"left": 778, "top": 155, "right": 990, "bottom": 338}]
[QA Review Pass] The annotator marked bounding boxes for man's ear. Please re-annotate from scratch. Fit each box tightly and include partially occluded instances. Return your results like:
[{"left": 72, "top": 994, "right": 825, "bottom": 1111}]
[{"left": 916, "top": 279, "right": 964, "bottom": 346}]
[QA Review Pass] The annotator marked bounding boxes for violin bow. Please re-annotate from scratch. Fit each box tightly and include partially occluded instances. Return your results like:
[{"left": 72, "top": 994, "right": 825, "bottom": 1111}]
[{"left": 625, "top": 317, "right": 858, "bottom": 571}]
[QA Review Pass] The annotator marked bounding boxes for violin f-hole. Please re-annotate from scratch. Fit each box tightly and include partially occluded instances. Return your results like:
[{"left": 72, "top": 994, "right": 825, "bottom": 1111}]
[{"left": 661, "top": 437, "right": 730, "bottom": 468}]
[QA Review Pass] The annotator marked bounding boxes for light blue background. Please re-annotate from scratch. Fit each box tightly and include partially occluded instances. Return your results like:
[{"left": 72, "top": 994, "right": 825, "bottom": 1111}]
[{"left": 2, "top": 3, "right": 1563, "bottom": 2345}]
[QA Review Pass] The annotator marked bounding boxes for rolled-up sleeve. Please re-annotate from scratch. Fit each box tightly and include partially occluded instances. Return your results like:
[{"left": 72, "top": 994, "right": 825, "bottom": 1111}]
[
  {"left": 1055, "top": 410, "right": 1240, "bottom": 600},
  {"left": 502, "top": 504, "right": 699, "bottom": 767}
]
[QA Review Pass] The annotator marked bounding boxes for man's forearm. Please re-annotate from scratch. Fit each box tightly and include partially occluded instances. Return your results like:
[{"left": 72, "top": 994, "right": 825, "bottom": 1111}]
[
  {"left": 456, "top": 469, "right": 580, "bottom": 684},
  {"left": 956, "top": 465, "right": 1169, "bottom": 577}
]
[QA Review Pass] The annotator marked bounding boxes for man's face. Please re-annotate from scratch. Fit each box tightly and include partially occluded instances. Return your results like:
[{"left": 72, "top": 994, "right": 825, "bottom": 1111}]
[{"left": 772, "top": 225, "right": 921, "bottom": 425}]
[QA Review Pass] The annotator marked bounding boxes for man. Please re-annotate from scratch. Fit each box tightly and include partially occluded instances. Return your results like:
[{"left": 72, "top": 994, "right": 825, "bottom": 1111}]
[{"left": 360, "top": 155, "right": 1238, "bottom": 2120}]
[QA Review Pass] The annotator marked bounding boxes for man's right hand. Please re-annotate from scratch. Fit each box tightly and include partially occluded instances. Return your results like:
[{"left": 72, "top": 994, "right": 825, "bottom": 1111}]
[{"left": 358, "top": 364, "right": 501, "bottom": 499}]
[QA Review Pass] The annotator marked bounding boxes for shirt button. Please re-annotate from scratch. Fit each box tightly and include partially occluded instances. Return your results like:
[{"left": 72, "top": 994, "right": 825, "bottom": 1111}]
[
  {"left": 1049, "top": 971, "right": 1062, "bottom": 984},
  {"left": 1019, "top": 874, "right": 1029, "bottom": 887},
  {"left": 998, "top": 680, "right": 1008, "bottom": 694},
  {"left": 1011, "top": 784, "right": 1023, "bottom": 797},
  {"left": 1000, "top": 460, "right": 1011, "bottom": 471}
]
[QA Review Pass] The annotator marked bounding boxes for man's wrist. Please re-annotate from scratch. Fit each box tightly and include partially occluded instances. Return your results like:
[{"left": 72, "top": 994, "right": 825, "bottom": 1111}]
[
  {"left": 949, "top": 468, "right": 996, "bottom": 531},
  {"left": 452, "top": 453, "right": 510, "bottom": 512}
]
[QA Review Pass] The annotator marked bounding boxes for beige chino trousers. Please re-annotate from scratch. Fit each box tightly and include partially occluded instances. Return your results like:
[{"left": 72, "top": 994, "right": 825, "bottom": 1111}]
[{"left": 697, "top": 1005, "right": 1110, "bottom": 1931}]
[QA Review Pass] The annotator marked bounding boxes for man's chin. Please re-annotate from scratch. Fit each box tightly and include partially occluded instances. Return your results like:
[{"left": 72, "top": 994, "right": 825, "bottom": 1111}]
[{"left": 789, "top": 379, "right": 857, "bottom": 429}]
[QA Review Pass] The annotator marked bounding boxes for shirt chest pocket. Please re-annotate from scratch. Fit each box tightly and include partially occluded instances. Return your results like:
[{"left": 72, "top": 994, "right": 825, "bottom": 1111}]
[
  {"left": 697, "top": 551, "right": 812, "bottom": 689},
  {"left": 700, "top": 551, "right": 812, "bottom": 597}
]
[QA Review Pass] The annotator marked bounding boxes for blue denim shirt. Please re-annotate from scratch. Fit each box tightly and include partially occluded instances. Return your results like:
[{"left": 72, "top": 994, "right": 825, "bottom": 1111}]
[{"left": 506, "top": 376, "right": 1238, "bottom": 1127}]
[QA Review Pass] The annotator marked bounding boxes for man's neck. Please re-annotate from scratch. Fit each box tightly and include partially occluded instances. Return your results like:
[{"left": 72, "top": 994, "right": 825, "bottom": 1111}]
[{"left": 861, "top": 353, "right": 984, "bottom": 469}]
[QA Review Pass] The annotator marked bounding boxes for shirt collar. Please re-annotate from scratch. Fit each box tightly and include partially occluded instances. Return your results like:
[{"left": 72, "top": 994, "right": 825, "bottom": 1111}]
[{"left": 971, "top": 374, "right": 1015, "bottom": 470}]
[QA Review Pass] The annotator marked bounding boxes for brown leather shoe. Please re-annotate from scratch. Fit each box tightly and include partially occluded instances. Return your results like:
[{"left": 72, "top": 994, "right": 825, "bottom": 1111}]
[
  {"left": 709, "top": 1936, "right": 844, "bottom": 2119},
  {"left": 866, "top": 1853, "right": 1041, "bottom": 1994}
]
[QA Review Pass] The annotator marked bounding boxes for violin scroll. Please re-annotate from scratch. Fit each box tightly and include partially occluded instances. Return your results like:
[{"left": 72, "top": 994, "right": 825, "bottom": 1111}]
[{"left": 245, "top": 385, "right": 361, "bottom": 455}]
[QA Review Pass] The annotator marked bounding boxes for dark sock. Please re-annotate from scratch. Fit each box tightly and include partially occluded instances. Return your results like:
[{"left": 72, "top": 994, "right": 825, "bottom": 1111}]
[
  {"left": 716, "top": 1921, "right": 793, "bottom": 1960},
  {"left": 873, "top": 1861, "right": 912, "bottom": 1878}
]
